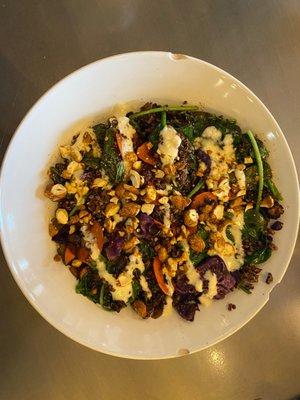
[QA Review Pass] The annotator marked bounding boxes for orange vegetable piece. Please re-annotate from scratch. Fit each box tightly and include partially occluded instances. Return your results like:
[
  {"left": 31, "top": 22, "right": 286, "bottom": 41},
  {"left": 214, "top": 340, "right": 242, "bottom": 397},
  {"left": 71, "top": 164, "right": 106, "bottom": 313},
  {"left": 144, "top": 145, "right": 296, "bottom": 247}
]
[
  {"left": 137, "top": 142, "right": 156, "bottom": 166},
  {"left": 90, "top": 221, "right": 104, "bottom": 252},
  {"left": 64, "top": 246, "right": 75, "bottom": 265},
  {"left": 153, "top": 256, "right": 171, "bottom": 296},
  {"left": 77, "top": 247, "right": 90, "bottom": 263},
  {"left": 191, "top": 191, "right": 217, "bottom": 208}
]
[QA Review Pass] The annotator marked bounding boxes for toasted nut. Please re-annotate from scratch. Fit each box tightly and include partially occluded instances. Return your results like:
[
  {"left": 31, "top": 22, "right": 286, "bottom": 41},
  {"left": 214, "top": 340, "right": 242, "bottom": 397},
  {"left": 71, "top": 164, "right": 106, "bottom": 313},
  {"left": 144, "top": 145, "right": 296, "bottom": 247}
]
[
  {"left": 56, "top": 208, "right": 69, "bottom": 224},
  {"left": 170, "top": 195, "right": 191, "bottom": 210},
  {"left": 230, "top": 197, "right": 243, "bottom": 208},
  {"left": 133, "top": 160, "right": 142, "bottom": 170},
  {"left": 213, "top": 204, "right": 224, "bottom": 220},
  {"left": 110, "top": 196, "right": 119, "bottom": 204},
  {"left": 214, "top": 236, "right": 235, "bottom": 256},
  {"left": 49, "top": 223, "right": 58, "bottom": 237},
  {"left": 104, "top": 218, "right": 114, "bottom": 233},
  {"left": 72, "top": 259, "right": 82, "bottom": 267},
  {"left": 105, "top": 203, "right": 120, "bottom": 218},
  {"left": 261, "top": 195, "right": 274, "bottom": 208},
  {"left": 45, "top": 183, "right": 67, "bottom": 201},
  {"left": 115, "top": 183, "right": 126, "bottom": 198},
  {"left": 245, "top": 202, "right": 254, "bottom": 211},
  {"left": 53, "top": 254, "right": 61, "bottom": 262},
  {"left": 92, "top": 178, "right": 108, "bottom": 188},
  {"left": 144, "top": 185, "right": 157, "bottom": 203},
  {"left": 64, "top": 161, "right": 82, "bottom": 179},
  {"left": 124, "top": 151, "right": 138, "bottom": 163},
  {"left": 158, "top": 196, "right": 169, "bottom": 205},
  {"left": 123, "top": 184, "right": 139, "bottom": 194},
  {"left": 120, "top": 203, "right": 140, "bottom": 218},
  {"left": 155, "top": 169, "right": 165, "bottom": 179},
  {"left": 163, "top": 164, "right": 176, "bottom": 177},
  {"left": 118, "top": 231, "right": 125, "bottom": 237},
  {"left": 130, "top": 170, "right": 141, "bottom": 188},
  {"left": 184, "top": 209, "right": 199, "bottom": 227},
  {"left": 141, "top": 204, "right": 155, "bottom": 215},
  {"left": 108, "top": 190, "right": 116, "bottom": 196},
  {"left": 123, "top": 237, "right": 140, "bottom": 252},
  {"left": 158, "top": 247, "right": 168, "bottom": 262},
  {"left": 167, "top": 258, "right": 179, "bottom": 277},
  {"left": 236, "top": 164, "right": 245, "bottom": 171},
  {"left": 125, "top": 217, "right": 139, "bottom": 230},
  {"left": 188, "top": 234, "right": 205, "bottom": 253},
  {"left": 69, "top": 225, "right": 76, "bottom": 235},
  {"left": 79, "top": 210, "right": 89, "bottom": 219},
  {"left": 244, "top": 156, "right": 253, "bottom": 164},
  {"left": 132, "top": 300, "right": 148, "bottom": 319},
  {"left": 70, "top": 215, "right": 79, "bottom": 224}
]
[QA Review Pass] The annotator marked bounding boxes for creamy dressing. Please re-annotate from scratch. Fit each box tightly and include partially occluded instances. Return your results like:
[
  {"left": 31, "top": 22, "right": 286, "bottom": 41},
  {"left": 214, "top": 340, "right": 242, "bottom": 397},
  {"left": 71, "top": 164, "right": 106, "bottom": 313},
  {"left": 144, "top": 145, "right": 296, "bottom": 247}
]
[
  {"left": 200, "top": 270, "right": 218, "bottom": 306},
  {"left": 162, "top": 296, "right": 173, "bottom": 317},
  {"left": 235, "top": 168, "right": 246, "bottom": 196},
  {"left": 158, "top": 125, "right": 181, "bottom": 167},
  {"left": 81, "top": 226, "right": 151, "bottom": 303},
  {"left": 181, "top": 240, "right": 203, "bottom": 293},
  {"left": 194, "top": 126, "right": 235, "bottom": 202},
  {"left": 209, "top": 210, "right": 245, "bottom": 271}
]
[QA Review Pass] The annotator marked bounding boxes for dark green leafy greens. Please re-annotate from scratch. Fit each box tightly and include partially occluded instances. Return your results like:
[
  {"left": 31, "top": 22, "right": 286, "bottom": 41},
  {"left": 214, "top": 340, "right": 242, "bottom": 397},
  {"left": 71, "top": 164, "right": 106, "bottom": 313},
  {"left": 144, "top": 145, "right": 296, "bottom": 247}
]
[{"left": 100, "top": 126, "right": 124, "bottom": 184}]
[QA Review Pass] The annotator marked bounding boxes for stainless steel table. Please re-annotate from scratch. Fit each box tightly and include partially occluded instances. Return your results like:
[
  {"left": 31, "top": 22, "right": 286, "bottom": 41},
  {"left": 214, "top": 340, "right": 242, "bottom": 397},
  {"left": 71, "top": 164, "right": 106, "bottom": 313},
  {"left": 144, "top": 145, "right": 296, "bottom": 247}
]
[{"left": 0, "top": 1, "right": 299, "bottom": 399}]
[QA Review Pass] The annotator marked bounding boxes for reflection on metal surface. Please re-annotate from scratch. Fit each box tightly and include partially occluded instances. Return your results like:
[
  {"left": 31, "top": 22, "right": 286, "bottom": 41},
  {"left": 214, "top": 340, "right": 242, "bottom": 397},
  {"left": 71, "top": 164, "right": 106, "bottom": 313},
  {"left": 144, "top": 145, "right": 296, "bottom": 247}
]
[{"left": 208, "top": 348, "right": 225, "bottom": 369}]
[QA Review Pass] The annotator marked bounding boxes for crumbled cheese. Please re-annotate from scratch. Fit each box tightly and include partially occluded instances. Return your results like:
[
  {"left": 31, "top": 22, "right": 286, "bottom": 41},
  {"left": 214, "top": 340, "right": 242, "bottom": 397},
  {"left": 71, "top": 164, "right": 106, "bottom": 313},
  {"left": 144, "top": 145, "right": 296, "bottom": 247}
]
[
  {"left": 158, "top": 125, "right": 181, "bottom": 167},
  {"left": 117, "top": 116, "right": 135, "bottom": 156},
  {"left": 235, "top": 168, "right": 246, "bottom": 196}
]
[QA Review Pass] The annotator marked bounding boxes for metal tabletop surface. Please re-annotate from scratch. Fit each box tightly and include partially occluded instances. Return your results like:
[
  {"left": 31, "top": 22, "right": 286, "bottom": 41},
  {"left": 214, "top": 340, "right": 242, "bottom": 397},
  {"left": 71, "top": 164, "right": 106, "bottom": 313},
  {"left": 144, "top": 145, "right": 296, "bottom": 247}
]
[{"left": 0, "top": 1, "right": 299, "bottom": 399}]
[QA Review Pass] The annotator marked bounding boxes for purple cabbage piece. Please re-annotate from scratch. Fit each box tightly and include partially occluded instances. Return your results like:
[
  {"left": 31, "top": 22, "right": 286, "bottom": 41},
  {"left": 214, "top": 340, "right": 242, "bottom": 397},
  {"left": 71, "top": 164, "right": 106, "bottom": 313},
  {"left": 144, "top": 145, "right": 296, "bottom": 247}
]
[
  {"left": 105, "top": 235, "right": 125, "bottom": 261},
  {"left": 172, "top": 275, "right": 200, "bottom": 322},
  {"left": 195, "top": 149, "right": 211, "bottom": 176},
  {"left": 196, "top": 256, "right": 236, "bottom": 299},
  {"left": 138, "top": 213, "right": 160, "bottom": 239}
]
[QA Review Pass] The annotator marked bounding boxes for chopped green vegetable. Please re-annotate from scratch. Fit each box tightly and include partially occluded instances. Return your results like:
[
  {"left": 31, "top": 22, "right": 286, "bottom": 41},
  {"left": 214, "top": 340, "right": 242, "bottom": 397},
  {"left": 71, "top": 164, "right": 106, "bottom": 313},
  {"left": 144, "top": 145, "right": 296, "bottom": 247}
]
[
  {"left": 245, "top": 247, "right": 272, "bottom": 265},
  {"left": 247, "top": 130, "right": 264, "bottom": 211},
  {"left": 131, "top": 280, "right": 142, "bottom": 302},
  {"left": 161, "top": 111, "right": 167, "bottom": 128},
  {"left": 226, "top": 226, "right": 235, "bottom": 244},
  {"left": 115, "top": 161, "right": 125, "bottom": 182},
  {"left": 130, "top": 105, "right": 199, "bottom": 118},
  {"left": 224, "top": 211, "right": 234, "bottom": 220},
  {"left": 190, "top": 251, "right": 207, "bottom": 265},
  {"left": 82, "top": 155, "right": 101, "bottom": 169},
  {"left": 197, "top": 225, "right": 209, "bottom": 241},
  {"left": 265, "top": 179, "right": 283, "bottom": 201},
  {"left": 139, "top": 241, "right": 155, "bottom": 261},
  {"left": 187, "top": 180, "right": 204, "bottom": 198},
  {"left": 75, "top": 271, "right": 99, "bottom": 303},
  {"left": 100, "top": 127, "right": 123, "bottom": 183},
  {"left": 237, "top": 282, "right": 252, "bottom": 294},
  {"left": 69, "top": 205, "right": 80, "bottom": 217},
  {"left": 243, "top": 209, "right": 266, "bottom": 238}
]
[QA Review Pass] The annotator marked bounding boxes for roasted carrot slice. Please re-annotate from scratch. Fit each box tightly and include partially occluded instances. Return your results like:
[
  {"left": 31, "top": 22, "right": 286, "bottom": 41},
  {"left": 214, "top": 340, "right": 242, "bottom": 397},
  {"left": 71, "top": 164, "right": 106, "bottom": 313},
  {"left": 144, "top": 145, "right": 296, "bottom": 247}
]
[
  {"left": 64, "top": 246, "right": 75, "bottom": 265},
  {"left": 90, "top": 221, "right": 104, "bottom": 252},
  {"left": 153, "top": 256, "right": 171, "bottom": 296},
  {"left": 137, "top": 142, "right": 156, "bottom": 166},
  {"left": 191, "top": 191, "right": 217, "bottom": 208},
  {"left": 77, "top": 247, "right": 90, "bottom": 262}
]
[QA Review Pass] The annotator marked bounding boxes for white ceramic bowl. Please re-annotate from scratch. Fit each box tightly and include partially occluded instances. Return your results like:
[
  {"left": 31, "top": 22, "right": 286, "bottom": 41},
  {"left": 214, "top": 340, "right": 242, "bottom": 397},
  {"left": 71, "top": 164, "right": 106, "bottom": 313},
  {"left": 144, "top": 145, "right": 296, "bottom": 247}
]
[{"left": 1, "top": 52, "right": 299, "bottom": 359}]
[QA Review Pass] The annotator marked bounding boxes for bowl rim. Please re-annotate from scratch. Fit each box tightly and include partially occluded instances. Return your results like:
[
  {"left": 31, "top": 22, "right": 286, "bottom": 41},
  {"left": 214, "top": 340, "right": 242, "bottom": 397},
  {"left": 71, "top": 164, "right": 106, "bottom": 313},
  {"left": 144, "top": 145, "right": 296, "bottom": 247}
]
[{"left": 0, "top": 51, "right": 299, "bottom": 359}]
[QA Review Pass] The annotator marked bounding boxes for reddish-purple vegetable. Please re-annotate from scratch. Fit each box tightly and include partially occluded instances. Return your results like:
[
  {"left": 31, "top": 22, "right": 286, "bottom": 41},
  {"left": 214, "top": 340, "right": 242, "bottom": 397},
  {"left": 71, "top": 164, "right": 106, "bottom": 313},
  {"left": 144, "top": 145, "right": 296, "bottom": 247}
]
[{"left": 105, "top": 235, "right": 125, "bottom": 261}]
